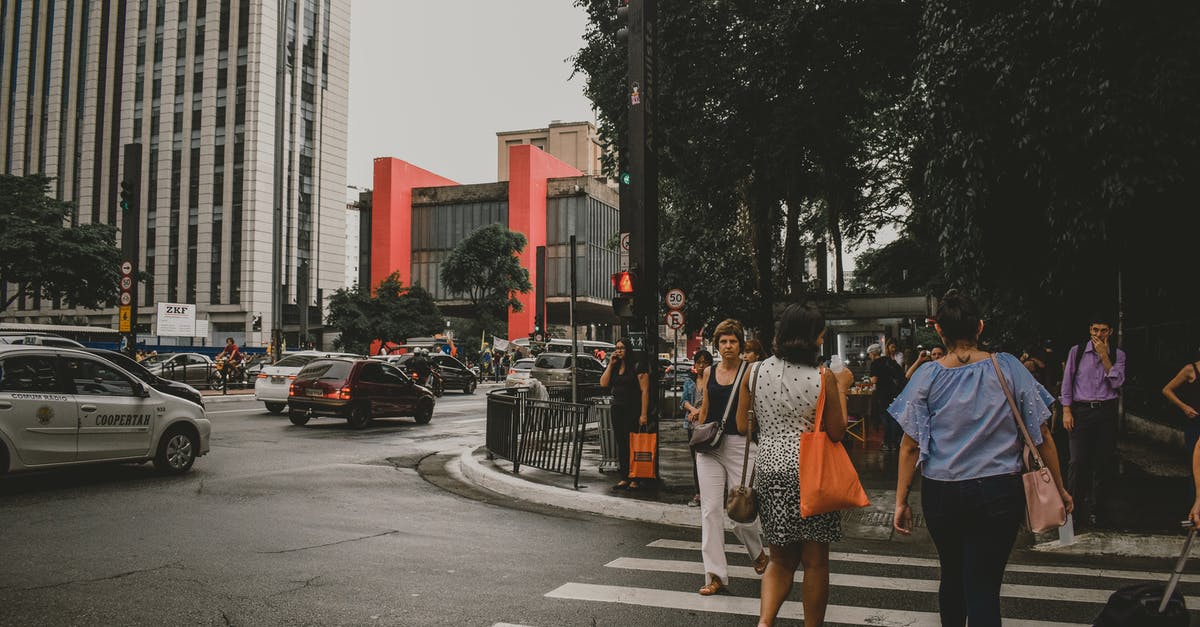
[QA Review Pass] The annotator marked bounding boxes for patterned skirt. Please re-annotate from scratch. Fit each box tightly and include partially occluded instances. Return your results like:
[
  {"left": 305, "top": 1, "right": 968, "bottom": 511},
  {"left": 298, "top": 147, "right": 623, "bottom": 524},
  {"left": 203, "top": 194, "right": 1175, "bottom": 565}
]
[{"left": 755, "top": 466, "right": 842, "bottom": 545}]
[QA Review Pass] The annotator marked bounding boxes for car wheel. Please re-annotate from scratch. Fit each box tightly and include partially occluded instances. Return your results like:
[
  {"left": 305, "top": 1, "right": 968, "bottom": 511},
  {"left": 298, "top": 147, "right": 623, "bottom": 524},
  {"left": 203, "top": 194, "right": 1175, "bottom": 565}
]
[
  {"left": 288, "top": 409, "right": 310, "bottom": 426},
  {"left": 265, "top": 402, "right": 287, "bottom": 415},
  {"left": 464, "top": 379, "right": 476, "bottom": 394},
  {"left": 414, "top": 400, "right": 433, "bottom": 424},
  {"left": 347, "top": 404, "right": 371, "bottom": 429},
  {"left": 153, "top": 426, "right": 198, "bottom": 474}
]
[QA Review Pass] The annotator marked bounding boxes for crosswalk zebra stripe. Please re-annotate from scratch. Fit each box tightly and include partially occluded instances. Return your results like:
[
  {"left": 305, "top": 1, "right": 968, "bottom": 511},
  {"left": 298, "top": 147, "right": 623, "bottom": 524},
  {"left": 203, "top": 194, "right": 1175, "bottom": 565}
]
[
  {"left": 546, "top": 582, "right": 1085, "bottom": 627},
  {"left": 606, "top": 557, "right": 1199, "bottom": 607},
  {"left": 647, "top": 539, "right": 1200, "bottom": 584}
]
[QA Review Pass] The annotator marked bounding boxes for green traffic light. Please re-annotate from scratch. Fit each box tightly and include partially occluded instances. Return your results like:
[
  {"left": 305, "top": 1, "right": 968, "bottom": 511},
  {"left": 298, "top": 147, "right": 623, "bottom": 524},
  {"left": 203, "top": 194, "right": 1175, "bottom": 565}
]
[
  {"left": 120, "top": 200, "right": 130, "bottom": 211},
  {"left": 620, "top": 172, "right": 631, "bottom": 185}
]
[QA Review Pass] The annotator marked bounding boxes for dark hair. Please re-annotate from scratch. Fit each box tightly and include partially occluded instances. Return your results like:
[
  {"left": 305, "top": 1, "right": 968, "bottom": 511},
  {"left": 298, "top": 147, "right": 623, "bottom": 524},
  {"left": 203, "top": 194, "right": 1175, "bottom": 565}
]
[
  {"left": 692, "top": 349, "right": 714, "bottom": 366},
  {"left": 1087, "top": 313, "right": 1115, "bottom": 328},
  {"left": 774, "top": 304, "right": 825, "bottom": 365},
  {"left": 614, "top": 336, "right": 631, "bottom": 351},
  {"left": 935, "top": 290, "right": 982, "bottom": 343}
]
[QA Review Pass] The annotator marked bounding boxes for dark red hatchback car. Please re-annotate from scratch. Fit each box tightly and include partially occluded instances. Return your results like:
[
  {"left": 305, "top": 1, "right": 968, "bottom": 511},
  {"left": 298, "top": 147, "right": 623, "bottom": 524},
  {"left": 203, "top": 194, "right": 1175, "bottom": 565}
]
[{"left": 286, "top": 358, "right": 435, "bottom": 428}]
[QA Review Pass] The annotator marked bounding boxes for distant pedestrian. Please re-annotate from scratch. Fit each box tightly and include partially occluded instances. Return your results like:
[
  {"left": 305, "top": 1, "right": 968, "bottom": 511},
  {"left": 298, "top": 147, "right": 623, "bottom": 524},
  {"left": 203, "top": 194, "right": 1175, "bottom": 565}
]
[
  {"left": 870, "top": 340, "right": 906, "bottom": 451},
  {"left": 1163, "top": 348, "right": 1200, "bottom": 454},
  {"left": 905, "top": 345, "right": 945, "bottom": 380},
  {"left": 893, "top": 290, "right": 1071, "bottom": 626},
  {"left": 1061, "top": 313, "right": 1126, "bottom": 528},
  {"left": 746, "top": 305, "right": 845, "bottom": 627},
  {"left": 599, "top": 338, "right": 649, "bottom": 491},
  {"left": 694, "top": 319, "right": 766, "bottom": 596},
  {"left": 743, "top": 339, "right": 764, "bottom": 363},
  {"left": 680, "top": 349, "right": 713, "bottom": 508}
]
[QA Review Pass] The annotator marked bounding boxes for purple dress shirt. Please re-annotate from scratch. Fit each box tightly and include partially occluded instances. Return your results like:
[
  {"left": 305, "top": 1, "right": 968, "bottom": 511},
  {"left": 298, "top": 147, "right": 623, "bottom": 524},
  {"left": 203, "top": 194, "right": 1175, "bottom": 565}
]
[{"left": 1061, "top": 342, "right": 1126, "bottom": 405}]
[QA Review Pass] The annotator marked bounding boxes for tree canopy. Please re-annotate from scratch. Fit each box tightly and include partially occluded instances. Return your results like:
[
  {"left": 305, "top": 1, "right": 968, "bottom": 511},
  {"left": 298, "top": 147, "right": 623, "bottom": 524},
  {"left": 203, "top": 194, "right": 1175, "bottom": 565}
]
[
  {"left": 440, "top": 223, "right": 532, "bottom": 341},
  {"left": 0, "top": 174, "right": 123, "bottom": 311},
  {"left": 326, "top": 272, "right": 443, "bottom": 354}
]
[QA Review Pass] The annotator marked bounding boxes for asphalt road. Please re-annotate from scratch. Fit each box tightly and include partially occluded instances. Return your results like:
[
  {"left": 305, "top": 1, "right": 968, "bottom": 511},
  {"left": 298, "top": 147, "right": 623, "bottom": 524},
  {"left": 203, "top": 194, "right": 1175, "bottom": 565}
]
[{"left": 1, "top": 390, "right": 1196, "bottom": 626}]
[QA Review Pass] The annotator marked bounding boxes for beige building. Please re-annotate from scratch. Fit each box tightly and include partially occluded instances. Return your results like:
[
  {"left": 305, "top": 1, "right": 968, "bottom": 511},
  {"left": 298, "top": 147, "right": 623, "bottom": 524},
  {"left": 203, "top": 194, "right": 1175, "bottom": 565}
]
[
  {"left": 0, "top": 0, "right": 350, "bottom": 347},
  {"left": 496, "top": 120, "right": 604, "bottom": 181}
]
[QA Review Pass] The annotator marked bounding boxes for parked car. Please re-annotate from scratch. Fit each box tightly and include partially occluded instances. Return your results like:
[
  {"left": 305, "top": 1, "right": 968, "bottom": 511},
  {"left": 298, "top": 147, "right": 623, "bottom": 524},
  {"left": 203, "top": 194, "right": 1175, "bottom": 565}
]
[
  {"left": 143, "top": 352, "right": 215, "bottom": 388},
  {"left": 254, "top": 351, "right": 362, "bottom": 414},
  {"left": 0, "top": 333, "right": 84, "bottom": 348},
  {"left": 286, "top": 358, "right": 436, "bottom": 428},
  {"left": 504, "top": 358, "right": 536, "bottom": 388},
  {"left": 660, "top": 358, "right": 694, "bottom": 390},
  {"left": 529, "top": 352, "right": 606, "bottom": 388},
  {"left": 384, "top": 353, "right": 478, "bottom": 394},
  {"left": 0, "top": 345, "right": 212, "bottom": 475},
  {"left": 81, "top": 348, "right": 205, "bottom": 408}
]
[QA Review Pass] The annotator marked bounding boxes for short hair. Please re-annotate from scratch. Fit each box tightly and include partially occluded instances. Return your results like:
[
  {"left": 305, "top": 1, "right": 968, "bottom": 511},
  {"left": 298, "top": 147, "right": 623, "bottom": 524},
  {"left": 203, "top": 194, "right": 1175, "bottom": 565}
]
[
  {"left": 226, "top": 337, "right": 235, "bottom": 343},
  {"left": 936, "top": 290, "right": 982, "bottom": 344},
  {"left": 692, "top": 349, "right": 714, "bottom": 366},
  {"left": 743, "top": 339, "right": 764, "bottom": 356},
  {"left": 712, "top": 319, "right": 745, "bottom": 351},
  {"left": 774, "top": 304, "right": 825, "bottom": 365},
  {"left": 1087, "top": 313, "right": 1115, "bottom": 328}
]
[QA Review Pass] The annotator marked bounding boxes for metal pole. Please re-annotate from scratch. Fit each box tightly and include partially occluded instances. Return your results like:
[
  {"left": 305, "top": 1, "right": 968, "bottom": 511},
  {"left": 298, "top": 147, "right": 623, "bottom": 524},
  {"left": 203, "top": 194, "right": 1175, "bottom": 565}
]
[
  {"left": 271, "top": 0, "right": 288, "bottom": 363},
  {"left": 570, "top": 235, "right": 578, "bottom": 404}
]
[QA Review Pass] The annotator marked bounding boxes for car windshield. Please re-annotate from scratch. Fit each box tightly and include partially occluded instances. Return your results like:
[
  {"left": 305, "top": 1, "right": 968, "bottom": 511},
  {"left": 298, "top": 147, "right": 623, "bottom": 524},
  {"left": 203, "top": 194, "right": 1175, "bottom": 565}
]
[
  {"left": 535, "top": 355, "right": 570, "bottom": 369},
  {"left": 275, "top": 355, "right": 317, "bottom": 368},
  {"left": 142, "top": 353, "right": 175, "bottom": 365},
  {"left": 513, "top": 359, "right": 535, "bottom": 371},
  {"left": 97, "top": 352, "right": 154, "bottom": 380},
  {"left": 297, "top": 360, "right": 353, "bottom": 381}
]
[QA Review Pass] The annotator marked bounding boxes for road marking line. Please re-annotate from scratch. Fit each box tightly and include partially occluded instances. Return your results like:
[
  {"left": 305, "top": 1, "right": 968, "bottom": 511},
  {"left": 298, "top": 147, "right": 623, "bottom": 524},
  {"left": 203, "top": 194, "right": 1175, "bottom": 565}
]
[
  {"left": 647, "top": 539, "right": 1200, "bottom": 584},
  {"left": 545, "top": 583, "right": 1083, "bottom": 627},
  {"left": 605, "top": 557, "right": 1190, "bottom": 606},
  {"left": 491, "top": 623, "right": 538, "bottom": 627}
]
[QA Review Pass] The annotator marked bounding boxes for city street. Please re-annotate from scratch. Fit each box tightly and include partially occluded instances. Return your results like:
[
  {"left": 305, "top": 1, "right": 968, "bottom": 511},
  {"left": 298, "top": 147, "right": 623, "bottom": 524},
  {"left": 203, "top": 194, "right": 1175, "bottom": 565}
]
[{"left": 0, "top": 391, "right": 1197, "bottom": 626}]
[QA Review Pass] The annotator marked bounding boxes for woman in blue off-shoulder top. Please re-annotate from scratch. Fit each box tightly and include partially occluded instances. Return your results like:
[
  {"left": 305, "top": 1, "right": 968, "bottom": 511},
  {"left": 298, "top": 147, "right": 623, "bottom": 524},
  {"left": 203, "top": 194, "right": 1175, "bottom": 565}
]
[{"left": 890, "top": 291, "right": 1072, "bottom": 627}]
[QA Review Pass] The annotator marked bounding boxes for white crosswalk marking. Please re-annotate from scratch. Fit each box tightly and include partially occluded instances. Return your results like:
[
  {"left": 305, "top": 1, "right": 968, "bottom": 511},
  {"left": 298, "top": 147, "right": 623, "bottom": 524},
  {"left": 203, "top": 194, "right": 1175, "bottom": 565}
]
[
  {"left": 546, "top": 583, "right": 1083, "bottom": 627},
  {"left": 649, "top": 538, "right": 1200, "bottom": 584},
  {"left": 538, "top": 537, "right": 1197, "bottom": 626}
]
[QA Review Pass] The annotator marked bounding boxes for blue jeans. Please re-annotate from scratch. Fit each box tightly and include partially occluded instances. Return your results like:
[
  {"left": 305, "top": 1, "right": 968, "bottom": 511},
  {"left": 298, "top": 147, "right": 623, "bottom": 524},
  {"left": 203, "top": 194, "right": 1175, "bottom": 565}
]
[{"left": 921, "top": 473, "right": 1025, "bottom": 627}]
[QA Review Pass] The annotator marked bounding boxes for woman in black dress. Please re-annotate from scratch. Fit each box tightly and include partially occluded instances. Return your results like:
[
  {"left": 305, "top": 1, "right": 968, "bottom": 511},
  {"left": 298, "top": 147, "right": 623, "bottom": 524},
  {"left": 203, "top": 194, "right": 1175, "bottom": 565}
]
[{"left": 600, "top": 337, "right": 650, "bottom": 490}]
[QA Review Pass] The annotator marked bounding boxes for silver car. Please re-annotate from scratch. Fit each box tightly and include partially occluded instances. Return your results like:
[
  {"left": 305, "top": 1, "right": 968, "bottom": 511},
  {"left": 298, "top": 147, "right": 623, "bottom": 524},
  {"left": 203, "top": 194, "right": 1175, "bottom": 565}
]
[
  {"left": 529, "top": 352, "right": 606, "bottom": 388},
  {"left": 0, "top": 345, "right": 211, "bottom": 475}
]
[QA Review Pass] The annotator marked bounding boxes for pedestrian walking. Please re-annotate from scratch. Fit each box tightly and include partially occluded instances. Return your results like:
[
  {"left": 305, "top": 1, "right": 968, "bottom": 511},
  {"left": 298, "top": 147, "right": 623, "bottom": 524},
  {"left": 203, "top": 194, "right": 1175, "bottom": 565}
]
[
  {"left": 694, "top": 319, "right": 766, "bottom": 596},
  {"left": 870, "top": 339, "right": 906, "bottom": 451},
  {"left": 1061, "top": 314, "right": 1126, "bottom": 528},
  {"left": 746, "top": 305, "right": 846, "bottom": 627},
  {"left": 599, "top": 337, "right": 649, "bottom": 491},
  {"left": 680, "top": 349, "right": 714, "bottom": 508},
  {"left": 1163, "top": 348, "right": 1200, "bottom": 455},
  {"left": 892, "top": 290, "right": 1071, "bottom": 627}
]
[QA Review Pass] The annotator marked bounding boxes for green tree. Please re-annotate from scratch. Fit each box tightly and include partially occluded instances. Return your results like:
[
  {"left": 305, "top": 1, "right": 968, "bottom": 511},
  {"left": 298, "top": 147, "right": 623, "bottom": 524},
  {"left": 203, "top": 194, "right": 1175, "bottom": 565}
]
[
  {"left": 440, "top": 224, "right": 532, "bottom": 336},
  {"left": 326, "top": 272, "right": 444, "bottom": 354},
  {"left": 0, "top": 174, "right": 122, "bottom": 311}
]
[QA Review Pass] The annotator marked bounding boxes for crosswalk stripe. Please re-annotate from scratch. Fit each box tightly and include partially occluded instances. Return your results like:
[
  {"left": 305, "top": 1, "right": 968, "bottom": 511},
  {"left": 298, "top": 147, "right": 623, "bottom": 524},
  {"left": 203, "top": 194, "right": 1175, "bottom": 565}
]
[
  {"left": 606, "top": 557, "right": 1198, "bottom": 607},
  {"left": 546, "top": 582, "right": 1085, "bottom": 627},
  {"left": 647, "top": 539, "right": 1200, "bottom": 584}
]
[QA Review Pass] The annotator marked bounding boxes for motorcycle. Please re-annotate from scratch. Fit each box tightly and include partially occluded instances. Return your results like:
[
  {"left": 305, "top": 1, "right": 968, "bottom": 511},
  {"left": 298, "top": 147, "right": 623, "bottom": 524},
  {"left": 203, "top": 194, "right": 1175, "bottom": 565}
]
[
  {"left": 208, "top": 355, "right": 245, "bottom": 392},
  {"left": 401, "top": 363, "right": 444, "bottom": 397}
]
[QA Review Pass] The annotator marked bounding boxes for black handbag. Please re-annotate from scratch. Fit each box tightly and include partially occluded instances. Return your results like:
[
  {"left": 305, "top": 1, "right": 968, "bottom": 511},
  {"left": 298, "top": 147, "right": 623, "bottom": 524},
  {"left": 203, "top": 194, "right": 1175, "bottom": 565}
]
[{"left": 689, "top": 361, "right": 746, "bottom": 453}]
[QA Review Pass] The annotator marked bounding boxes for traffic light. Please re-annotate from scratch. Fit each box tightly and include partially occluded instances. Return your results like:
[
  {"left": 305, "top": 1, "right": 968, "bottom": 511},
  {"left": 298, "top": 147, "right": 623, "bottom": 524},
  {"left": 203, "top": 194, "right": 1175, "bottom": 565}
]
[
  {"left": 119, "top": 179, "right": 135, "bottom": 212},
  {"left": 533, "top": 313, "right": 544, "bottom": 341},
  {"left": 615, "top": 0, "right": 630, "bottom": 41},
  {"left": 611, "top": 270, "right": 636, "bottom": 318}
]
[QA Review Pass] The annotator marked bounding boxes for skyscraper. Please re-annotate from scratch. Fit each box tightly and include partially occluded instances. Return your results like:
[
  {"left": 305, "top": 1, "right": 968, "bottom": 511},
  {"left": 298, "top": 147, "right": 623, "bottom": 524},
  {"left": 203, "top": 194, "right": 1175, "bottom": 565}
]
[{"left": 0, "top": 0, "right": 349, "bottom": 347}]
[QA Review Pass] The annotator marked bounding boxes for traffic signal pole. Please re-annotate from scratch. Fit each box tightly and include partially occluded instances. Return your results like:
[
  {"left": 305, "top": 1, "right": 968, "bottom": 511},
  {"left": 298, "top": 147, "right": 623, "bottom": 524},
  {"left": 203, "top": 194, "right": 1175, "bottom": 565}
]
[{"left": 119, "top": 144, "right": 142, "bottom": 358}]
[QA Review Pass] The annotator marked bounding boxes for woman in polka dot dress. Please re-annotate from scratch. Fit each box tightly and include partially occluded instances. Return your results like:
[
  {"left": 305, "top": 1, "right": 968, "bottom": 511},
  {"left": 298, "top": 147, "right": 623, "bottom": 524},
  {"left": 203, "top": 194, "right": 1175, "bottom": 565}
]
[{"left": 735, "top": 304, "right": 846, "bottom": 627}]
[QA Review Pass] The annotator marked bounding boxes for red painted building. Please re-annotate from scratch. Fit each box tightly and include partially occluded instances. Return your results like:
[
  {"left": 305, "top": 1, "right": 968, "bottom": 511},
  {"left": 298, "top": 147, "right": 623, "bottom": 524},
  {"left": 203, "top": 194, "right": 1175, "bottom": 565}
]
[{"left": 371, "top": 146, "right": 620, "bottom": 341}]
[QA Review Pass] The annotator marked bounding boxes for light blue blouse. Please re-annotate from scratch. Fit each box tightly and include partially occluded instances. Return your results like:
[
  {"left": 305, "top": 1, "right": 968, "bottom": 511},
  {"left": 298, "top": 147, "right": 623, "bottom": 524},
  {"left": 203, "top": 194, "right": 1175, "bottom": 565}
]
[{"left": 888, "top": 352, "right": 1054, "bottom": 482}]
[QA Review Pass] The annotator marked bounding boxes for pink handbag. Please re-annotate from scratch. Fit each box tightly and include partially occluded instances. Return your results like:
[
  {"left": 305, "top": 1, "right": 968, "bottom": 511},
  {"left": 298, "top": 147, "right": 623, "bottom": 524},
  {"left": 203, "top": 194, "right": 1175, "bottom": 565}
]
[{"left": 990, "top": 355, "right": 1066, "bottom": 533}]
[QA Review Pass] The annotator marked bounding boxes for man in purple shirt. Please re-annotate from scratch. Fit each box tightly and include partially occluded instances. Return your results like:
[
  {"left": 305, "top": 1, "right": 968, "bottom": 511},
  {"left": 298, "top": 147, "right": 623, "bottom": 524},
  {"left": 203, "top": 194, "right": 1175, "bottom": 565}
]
[{"left": 1061, "top": 315, "right": 1126, "bottom": 528}]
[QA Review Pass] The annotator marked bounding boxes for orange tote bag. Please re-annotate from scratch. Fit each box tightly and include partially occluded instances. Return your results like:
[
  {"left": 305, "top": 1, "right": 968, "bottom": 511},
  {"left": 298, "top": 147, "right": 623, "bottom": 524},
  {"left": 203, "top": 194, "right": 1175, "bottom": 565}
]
[
  {"left": 799, "top": 368, "right": 869, "bottom": 517},
  {"left": 629, "top": 429, "right": 658, "bottom": 479}
]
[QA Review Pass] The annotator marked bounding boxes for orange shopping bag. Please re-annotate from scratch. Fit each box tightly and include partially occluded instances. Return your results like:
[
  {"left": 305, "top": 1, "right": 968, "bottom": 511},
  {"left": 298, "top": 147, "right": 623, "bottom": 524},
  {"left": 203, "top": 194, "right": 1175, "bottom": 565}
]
[
  {"left": 629, "top": 428, "right": 657, "bottom": 479},
  {"left": 799, "top": 368, "right": 869, "bottom": 517}
]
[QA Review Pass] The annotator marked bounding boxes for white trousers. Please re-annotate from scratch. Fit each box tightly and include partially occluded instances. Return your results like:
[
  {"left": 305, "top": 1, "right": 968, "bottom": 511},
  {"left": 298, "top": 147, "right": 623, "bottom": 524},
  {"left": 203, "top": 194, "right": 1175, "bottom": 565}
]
[{"left": 696, "top": 434, "right": 764, "bottom": 585}]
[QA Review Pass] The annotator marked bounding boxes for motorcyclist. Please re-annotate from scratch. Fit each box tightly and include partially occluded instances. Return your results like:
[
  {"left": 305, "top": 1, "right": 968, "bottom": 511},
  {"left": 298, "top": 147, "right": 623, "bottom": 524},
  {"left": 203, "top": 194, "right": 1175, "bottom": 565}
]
[
  {"left": 216, "top": 337, "right": 244, "bottom": 383},
  {"left": 408, "top": 348, "right": 442, "bottom": 393}
]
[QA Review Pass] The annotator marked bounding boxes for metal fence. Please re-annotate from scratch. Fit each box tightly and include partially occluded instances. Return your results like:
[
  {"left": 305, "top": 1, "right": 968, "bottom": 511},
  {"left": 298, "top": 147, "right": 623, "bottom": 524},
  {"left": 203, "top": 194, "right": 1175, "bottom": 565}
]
[{"left": 486, "top": 387, "right": 591, "bottom": 489}]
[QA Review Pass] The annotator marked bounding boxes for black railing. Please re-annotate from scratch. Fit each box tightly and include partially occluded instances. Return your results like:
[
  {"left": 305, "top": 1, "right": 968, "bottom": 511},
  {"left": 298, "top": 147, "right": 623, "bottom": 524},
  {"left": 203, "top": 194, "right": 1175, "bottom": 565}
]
[{"left": 486, "top": 387, "right": 590, "bottom": 489}]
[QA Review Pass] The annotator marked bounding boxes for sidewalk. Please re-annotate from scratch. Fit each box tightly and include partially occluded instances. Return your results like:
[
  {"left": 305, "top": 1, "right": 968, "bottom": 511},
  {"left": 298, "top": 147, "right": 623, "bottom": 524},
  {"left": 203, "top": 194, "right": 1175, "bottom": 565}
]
[{"left": 457, "top": 411, "right": 1198, "bottom": 559}]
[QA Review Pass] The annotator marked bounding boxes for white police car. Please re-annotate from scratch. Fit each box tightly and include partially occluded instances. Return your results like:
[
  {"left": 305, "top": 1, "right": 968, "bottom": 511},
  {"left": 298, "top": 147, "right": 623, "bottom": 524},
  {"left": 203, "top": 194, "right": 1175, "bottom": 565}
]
[{"left": 0, "top": 345, "right": 211, "bottom": 475}]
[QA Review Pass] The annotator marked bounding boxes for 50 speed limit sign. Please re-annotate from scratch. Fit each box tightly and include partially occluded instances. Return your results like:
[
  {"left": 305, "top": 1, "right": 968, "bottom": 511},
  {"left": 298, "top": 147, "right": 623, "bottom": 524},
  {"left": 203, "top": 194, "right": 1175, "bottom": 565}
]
[
  {"left": 665, "top": 288, "right": 685, "bottom": 311},
  {"left": 665, "top": 310, "right": 685, "bottom": 330}
]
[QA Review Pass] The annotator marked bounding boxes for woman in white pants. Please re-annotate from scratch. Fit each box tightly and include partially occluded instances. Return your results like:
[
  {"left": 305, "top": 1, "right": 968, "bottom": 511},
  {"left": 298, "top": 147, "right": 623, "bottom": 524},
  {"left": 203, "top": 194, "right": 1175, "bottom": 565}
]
[{"left": 694, "top": 318, "right": 767, "bottom": 596}]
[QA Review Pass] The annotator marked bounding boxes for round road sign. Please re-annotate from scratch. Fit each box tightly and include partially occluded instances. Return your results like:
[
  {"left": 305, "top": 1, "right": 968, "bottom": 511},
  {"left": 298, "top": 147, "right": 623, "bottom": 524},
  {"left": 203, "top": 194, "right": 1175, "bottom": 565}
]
[
  {"left": 665, "top": 310, "right": 685, "bottom": 330},
  {"left": 120, "top": 276, "right": 133, "bottom": 290},
  {"left": 120, "top": 261, "right": 133, "bottom": 276},
  {"left": 119, "top": 292, "right": 132, "bottom": 305},
  {"left": 666, "top": 288, "right": 685, "bottom": 311}
]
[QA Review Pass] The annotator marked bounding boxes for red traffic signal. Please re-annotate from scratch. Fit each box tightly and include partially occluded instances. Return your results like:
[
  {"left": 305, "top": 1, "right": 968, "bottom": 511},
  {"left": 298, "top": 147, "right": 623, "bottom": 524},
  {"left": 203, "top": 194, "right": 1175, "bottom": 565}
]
[{"left": 611, "top": 271, "right": 635, "bottom": 294}]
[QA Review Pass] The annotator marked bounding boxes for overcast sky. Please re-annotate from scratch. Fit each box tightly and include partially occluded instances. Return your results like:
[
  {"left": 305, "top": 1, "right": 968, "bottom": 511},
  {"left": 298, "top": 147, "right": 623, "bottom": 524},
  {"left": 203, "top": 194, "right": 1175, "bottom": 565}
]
[{"left": 346, "top": 1, "right": 596, "bottom": 191}]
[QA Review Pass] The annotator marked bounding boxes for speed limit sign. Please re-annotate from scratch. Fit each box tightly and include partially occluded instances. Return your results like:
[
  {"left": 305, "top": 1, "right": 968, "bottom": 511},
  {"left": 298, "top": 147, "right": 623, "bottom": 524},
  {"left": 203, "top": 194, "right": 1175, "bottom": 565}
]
[
  {"left": 665, "top": 288, "right": 685, "bottom": 311},
  {"left": 665, "top": 310, "right": 685, "bottom": 330}
]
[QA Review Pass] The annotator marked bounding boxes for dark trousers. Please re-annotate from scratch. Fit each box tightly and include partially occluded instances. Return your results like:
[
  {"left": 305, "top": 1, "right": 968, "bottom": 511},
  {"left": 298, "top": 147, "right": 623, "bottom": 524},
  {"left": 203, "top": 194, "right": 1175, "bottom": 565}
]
[
  {"left": 1067, "top": 401, "right": 1118, "bottom": 522},
  {"left": 922, "top": 474, "right": 1025, "bottom": 627},
  {"left": 612, "top": 403, "right": 638, "bottom": 479},
  {"left": 877, "top": 394, "right": 901, "bottom": 446}
]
